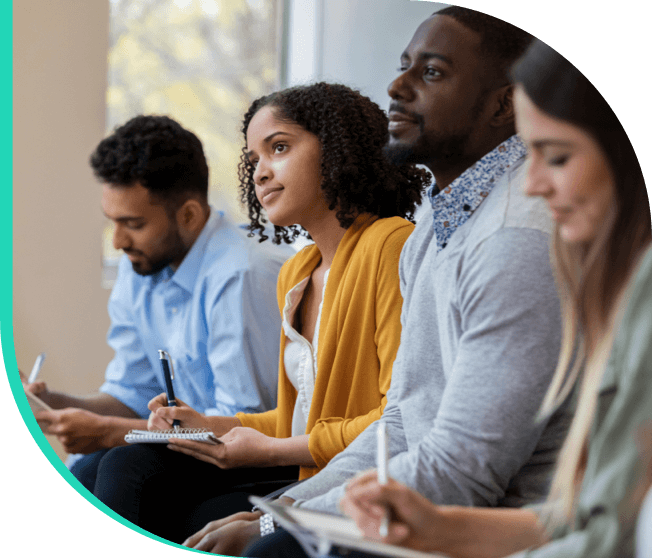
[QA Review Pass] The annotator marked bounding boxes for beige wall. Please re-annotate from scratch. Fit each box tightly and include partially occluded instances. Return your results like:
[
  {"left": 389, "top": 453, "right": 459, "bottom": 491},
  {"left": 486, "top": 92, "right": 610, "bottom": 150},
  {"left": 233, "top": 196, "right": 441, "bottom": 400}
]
[{"left": 14, "top": 1, "right": 112, "bottom": 459}]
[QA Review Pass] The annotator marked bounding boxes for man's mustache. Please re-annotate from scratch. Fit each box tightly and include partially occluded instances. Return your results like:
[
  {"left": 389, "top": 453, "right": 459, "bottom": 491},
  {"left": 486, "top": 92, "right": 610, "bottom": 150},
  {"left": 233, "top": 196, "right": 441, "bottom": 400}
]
[{"left": 388, "top": 102, "right": 425, "bottom": 132}]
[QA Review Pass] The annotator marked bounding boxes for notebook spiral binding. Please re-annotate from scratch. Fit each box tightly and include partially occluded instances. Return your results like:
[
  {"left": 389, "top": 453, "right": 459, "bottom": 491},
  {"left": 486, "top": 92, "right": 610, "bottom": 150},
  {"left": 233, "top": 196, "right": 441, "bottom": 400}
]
[
  {"left": 124, "top": 428, "right": 222, "bottom": 444},
  {"left": 135, "top": 428, "right": 212, "bottom": 437}
]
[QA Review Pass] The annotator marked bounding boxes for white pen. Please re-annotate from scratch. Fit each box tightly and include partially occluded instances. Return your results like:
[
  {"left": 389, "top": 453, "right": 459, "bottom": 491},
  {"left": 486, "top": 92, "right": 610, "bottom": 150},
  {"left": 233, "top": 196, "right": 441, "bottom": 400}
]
[
  {"left": 28, "top": 352, "right": 46, "bottom": 384},
  {"left": 376, "top": 421, "right": 389, "bottom": 538}
]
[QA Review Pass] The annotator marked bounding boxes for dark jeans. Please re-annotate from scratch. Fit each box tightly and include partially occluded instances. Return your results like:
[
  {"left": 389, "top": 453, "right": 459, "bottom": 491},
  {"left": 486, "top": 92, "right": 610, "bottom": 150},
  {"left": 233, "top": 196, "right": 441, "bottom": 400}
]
[
  {"left": 93, "top": 444, "right": 298, "bottom": 544},
  {"left": 244, "top": 527, "right": 378, "bottom": 558},
  {"left": 69, "top": 449, "right": 111, "bottom": 492}
]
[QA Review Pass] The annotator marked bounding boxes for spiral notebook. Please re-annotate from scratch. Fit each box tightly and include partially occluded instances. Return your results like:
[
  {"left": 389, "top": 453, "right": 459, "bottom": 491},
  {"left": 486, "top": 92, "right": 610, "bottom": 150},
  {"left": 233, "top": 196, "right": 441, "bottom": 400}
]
[{"left": 124, "top": 428, "right": 222, "bottom": 445}]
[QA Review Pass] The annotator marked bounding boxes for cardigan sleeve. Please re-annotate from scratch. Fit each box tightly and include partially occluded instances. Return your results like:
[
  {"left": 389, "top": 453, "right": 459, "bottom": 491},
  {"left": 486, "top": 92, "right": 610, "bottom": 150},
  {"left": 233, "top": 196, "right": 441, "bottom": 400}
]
[
  {"left": 236, "top": 407, "right": 280, "bottom": 437},
  {"left": 307, "top": 225, "right": 411, "bottom": 468}
]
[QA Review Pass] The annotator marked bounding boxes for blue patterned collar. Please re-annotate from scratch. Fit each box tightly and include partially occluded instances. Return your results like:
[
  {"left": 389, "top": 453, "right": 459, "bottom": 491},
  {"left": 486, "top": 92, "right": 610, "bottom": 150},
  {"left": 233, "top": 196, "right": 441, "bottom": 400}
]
[{"left": 429, "top": 135, "right": 526, "bottom": 252}]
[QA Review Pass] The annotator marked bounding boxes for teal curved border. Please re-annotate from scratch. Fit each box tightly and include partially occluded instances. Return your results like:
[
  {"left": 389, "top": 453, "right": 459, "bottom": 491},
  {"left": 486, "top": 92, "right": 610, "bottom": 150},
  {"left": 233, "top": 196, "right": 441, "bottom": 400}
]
[{"left": 1, "top": 3, "right": 219, "bottom": 554}]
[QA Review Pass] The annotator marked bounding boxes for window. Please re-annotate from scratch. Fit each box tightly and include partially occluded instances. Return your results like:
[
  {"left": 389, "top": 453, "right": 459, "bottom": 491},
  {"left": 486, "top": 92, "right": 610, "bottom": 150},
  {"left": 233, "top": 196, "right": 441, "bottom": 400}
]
[{"left": 103, "top": 0, "right": 284, "bottom": 286}]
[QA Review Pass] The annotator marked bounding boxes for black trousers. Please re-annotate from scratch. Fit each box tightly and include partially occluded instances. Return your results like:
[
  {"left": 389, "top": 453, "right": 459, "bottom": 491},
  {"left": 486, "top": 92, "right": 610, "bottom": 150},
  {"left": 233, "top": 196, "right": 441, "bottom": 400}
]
[
  {"left": 93, "top": 444, "right": 298, "bottom": 544},
  {"left": 244, "top": 527, "right": 378, "bottom": 558},
  {"left": 69, "top": 449, "right": 111, "bottom": 492}
]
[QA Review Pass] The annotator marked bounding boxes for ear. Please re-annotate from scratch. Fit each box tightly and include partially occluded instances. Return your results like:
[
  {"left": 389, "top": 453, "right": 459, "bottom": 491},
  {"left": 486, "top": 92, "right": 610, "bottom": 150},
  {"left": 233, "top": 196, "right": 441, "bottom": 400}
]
[
  {"left": 175, "top": 198, "right": 207, "bottom": 239},
  {"left": 490, "top": 84, "right": 515, "bottom": 128}
]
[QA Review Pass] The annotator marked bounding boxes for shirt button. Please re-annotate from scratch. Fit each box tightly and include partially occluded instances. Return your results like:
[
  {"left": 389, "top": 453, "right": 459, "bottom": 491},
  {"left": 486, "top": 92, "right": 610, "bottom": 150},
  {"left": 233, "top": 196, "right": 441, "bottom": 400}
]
[{"left": 171, "top": 307, "right": 178, "bottom": 314}]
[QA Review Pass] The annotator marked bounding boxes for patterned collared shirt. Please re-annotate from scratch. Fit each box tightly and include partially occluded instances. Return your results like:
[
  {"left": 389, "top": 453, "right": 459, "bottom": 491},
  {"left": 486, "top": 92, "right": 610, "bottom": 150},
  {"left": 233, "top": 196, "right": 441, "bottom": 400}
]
[{"left": 429, "top": 135, "right": 527, "bottom": 252}]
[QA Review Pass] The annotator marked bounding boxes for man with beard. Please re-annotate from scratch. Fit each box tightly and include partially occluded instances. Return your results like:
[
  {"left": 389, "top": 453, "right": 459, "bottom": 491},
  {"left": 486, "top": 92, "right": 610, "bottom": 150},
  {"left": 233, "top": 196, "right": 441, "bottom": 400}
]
[
  {"left": 183, "top": 8, "right": 571, "bottom": 557},
  {"left": 26, "top": 115, "right": 288, "bottom": 492}
]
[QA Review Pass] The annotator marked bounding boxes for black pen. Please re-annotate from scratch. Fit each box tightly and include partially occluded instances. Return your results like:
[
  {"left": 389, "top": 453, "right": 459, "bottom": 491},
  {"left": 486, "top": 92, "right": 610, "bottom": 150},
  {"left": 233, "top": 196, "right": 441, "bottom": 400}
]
[{"left": 158, "top": 350, "right": 180, "bottom": 431}]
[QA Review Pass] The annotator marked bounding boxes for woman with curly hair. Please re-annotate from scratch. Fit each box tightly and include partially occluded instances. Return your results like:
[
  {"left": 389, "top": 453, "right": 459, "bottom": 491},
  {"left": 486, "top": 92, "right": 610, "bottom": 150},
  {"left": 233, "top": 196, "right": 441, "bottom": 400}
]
[
  {"left": 159, "top": 81, "right": 428, "bottom": 473},
  {"left": 94, "top": 82, "right": 429, "bottom": 546},
  {"left": 238, "top": 82, "right": 426, "bottom": 245}
]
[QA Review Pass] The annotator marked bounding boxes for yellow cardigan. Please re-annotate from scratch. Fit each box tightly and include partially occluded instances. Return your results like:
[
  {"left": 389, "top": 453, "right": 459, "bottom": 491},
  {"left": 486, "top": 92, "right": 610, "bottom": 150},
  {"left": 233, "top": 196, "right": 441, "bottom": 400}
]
[{"left": 236, "top": 214, "right": 412, "bottom": 479}]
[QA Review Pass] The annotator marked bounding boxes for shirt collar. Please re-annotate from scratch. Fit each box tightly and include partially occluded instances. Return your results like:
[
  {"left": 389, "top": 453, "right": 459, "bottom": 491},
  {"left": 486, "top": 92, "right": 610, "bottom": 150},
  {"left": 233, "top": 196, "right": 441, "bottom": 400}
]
[
  {"left": 170, "top": 207, "right": 221, "bottom": 293},
  {"left": 429, "top": 135, "right": 526, "bottom": 252}
]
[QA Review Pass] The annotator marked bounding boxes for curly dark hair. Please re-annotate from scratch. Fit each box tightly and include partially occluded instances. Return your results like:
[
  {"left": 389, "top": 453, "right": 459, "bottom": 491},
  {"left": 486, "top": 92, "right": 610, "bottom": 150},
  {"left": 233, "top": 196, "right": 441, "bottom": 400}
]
[
  {"left": 238, "top": 82, "right": 430, "bottom": 244},
  {"left": 436, "top": 6, "right": 533, "bottom": 83},
  {"left": 90, "top": 115, "right": 209, "bottom": 209}
]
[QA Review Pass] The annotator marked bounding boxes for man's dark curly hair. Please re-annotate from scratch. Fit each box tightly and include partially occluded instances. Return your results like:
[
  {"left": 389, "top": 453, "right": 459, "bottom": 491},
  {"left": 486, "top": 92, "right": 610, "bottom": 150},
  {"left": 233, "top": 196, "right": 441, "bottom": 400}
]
[
  {"left": 90, "top": 115, "right": 209, "bottom": 209},
  {"left": 238, "top": 82, "right": 431, "bottom": 244},
  {"left": 436, "top": 6, "right": 533, "bottom": 83}
]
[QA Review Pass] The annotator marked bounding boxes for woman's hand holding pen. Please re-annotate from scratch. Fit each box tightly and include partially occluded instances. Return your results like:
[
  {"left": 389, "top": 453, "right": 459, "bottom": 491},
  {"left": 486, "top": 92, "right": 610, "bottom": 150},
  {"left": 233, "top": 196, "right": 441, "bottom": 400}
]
[
  {"left": 147, "top": 394, "right": 241, "bottom": 436},
  {"left": 340, "top": 470, "right": 449, "bottom": 552},
  {"left": 147, "top": 394, "right": 210, "bottom": 430}
]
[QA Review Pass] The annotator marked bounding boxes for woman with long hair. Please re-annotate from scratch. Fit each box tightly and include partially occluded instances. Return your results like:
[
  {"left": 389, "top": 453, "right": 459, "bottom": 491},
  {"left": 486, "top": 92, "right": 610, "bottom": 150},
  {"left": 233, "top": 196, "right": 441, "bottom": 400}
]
[
  {"left": 93, "top": 82, "right": 430, "bottom": 546},
  {"left": 338, "top": 39, "right": 651, "bottom": 558}
]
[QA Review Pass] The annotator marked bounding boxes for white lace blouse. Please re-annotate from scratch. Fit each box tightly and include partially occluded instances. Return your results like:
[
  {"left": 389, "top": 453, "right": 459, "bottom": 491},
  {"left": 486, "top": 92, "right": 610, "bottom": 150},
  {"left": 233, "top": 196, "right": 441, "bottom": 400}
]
[{"left": 281, "top": 269, "right": 330, "bottom": 437}]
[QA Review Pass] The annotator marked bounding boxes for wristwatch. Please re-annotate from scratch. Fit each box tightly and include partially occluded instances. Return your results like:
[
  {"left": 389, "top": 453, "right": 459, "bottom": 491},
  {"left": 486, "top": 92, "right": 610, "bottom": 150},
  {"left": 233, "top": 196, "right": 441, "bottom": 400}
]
[{"left": 260, "top": 513, "right": 276, "bottom": 537}]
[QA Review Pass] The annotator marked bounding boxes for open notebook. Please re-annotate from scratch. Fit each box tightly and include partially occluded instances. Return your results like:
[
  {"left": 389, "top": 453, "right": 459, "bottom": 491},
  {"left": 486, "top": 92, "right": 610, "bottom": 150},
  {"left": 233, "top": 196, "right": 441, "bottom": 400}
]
[
  {"left": 250, "top": 496, "right": 450, "bottom": 558},
  {"left": 124, "top": 428, "right": 222, "bottom": 445}
]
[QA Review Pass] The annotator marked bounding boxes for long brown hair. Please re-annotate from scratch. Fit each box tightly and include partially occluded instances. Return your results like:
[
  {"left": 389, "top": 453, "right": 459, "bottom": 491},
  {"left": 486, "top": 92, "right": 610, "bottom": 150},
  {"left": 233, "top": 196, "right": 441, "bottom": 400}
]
[{"left": 513, "top": 40, "right": 651, "bottom": 523}]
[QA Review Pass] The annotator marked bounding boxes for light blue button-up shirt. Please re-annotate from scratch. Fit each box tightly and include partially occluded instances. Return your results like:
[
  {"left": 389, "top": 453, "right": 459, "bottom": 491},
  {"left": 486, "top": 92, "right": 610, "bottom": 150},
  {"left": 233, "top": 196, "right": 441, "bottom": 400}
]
[{"left": 98, "top": 208, "right": 291, "bottom": 418}]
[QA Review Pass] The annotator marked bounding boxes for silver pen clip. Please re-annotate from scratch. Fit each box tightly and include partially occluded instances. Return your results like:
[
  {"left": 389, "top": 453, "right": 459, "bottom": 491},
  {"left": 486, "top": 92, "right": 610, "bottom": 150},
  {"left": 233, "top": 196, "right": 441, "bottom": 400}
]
[{"left": 157, "top": 349, "right": 175, "bottom": 380}]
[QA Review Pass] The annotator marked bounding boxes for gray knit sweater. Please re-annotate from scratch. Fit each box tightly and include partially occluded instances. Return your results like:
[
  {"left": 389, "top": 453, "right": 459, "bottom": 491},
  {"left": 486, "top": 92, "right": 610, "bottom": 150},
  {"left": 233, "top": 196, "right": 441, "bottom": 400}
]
[{"left": 285, "top": 157, "right": 571, "bottom": 513}]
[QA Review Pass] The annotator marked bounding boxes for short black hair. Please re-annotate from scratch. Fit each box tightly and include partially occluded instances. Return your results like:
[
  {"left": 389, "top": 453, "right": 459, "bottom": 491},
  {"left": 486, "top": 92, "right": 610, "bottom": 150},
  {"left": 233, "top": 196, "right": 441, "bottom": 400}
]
[
  {"left": 436, "top": 6, "right": 533, "bottom": 82},
  {"left": 238, "top": 82, "right": 431, "bottom": 244},
  {"left": 90, "top": 115, "right": 209, "bottom": 208}
]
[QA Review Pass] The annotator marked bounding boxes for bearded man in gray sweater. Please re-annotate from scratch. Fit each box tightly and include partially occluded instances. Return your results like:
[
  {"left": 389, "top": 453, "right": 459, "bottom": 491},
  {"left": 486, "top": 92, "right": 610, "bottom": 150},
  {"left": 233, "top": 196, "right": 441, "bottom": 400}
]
[{"left": 187, "top": 8, "right": 571, "bottom": 556}]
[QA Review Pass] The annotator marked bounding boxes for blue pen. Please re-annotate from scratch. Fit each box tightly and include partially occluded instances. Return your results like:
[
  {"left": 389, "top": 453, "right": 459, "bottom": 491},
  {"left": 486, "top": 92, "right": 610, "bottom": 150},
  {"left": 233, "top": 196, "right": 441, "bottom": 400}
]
[{"left": 158, "top": 350, "right": 180, "bottom": 431}]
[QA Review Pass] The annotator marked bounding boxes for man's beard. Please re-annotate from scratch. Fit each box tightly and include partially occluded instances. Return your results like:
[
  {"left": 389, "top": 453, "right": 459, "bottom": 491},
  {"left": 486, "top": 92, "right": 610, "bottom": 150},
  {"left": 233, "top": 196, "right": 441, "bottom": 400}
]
[
  {"left": 127, "top": 227, "right": 188, "bottom": 276},
  {"left": 383, "top": 131, "right": 474, "bottom": 172},
  {"left": 384, "top": 92, "right": 487, "bottom": 174}
]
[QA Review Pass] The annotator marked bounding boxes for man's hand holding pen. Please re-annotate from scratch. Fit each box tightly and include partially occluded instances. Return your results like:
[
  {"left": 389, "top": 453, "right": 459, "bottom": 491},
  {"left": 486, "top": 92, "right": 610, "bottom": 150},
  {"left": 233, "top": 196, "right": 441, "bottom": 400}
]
[{"left": 19, "top": 367, "right": 52, "bottom": 406}]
